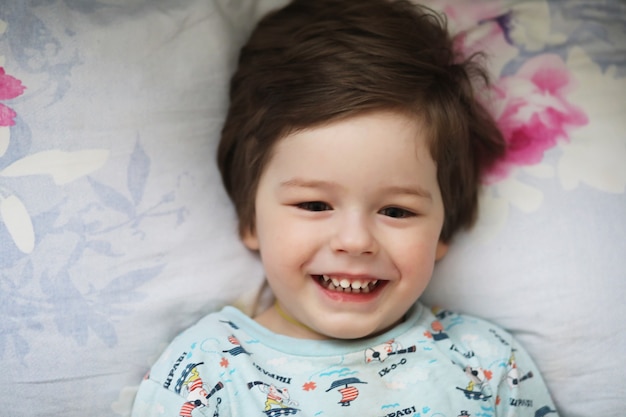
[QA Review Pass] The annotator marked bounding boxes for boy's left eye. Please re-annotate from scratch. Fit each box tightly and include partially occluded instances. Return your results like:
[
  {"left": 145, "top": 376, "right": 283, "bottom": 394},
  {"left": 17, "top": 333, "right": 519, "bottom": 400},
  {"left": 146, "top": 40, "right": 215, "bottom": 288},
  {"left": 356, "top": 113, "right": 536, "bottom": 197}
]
[{"left": 379, "top": 207, "right": 415, "bottom": 218}]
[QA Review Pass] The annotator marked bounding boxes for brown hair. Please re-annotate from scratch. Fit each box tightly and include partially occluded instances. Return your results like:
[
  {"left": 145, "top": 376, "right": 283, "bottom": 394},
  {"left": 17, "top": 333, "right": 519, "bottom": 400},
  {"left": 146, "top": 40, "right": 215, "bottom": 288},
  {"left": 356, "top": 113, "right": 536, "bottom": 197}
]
[{"left": 218, "top": 0, "right": 506, "bottom": 243}]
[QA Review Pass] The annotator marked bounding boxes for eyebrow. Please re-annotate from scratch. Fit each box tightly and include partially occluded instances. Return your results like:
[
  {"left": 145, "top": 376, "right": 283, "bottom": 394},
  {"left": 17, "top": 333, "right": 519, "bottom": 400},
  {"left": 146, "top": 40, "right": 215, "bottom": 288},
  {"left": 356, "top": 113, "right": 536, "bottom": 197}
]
[
  {"left": 279, "top": 178, "right": 432, "bottom": 200},
  {"left": 385, "top": 185, "right": 432, "bottom": 200}
]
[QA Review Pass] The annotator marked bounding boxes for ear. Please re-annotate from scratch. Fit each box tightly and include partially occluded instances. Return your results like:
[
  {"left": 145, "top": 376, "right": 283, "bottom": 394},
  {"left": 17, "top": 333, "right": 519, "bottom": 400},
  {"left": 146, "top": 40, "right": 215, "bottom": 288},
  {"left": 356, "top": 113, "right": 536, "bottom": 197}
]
[
  {"left": 435, "top": 240, "right": 448, "bottom": 261},
  {"left": 242, "top": 227, "right": 260, "bottom": 251}
]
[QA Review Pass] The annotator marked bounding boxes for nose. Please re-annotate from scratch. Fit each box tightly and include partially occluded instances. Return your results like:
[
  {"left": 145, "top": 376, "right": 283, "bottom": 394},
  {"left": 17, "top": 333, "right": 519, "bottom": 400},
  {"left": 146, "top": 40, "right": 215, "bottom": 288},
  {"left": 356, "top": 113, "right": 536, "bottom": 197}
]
[{"left": 330, "top": 211, "right": 378, "bottom": 256}]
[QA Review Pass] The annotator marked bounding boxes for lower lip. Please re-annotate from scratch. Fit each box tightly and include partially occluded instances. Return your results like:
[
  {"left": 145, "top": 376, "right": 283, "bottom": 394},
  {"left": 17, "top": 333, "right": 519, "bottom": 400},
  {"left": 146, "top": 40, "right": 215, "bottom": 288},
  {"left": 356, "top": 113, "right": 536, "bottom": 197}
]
[{"left": 314, "top": 277, "right": 386, "bottom": 303}]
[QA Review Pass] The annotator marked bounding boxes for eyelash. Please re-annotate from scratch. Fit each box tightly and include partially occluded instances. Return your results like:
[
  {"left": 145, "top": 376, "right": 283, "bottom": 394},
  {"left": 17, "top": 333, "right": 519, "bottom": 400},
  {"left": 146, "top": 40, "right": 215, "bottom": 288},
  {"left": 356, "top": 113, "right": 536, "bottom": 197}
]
[
  {"left": 379, "top": 207, "right": 416, "bottom": 219},
  {"left": 296, "top": 202, "right": 416, "bottom": 219},
  {"left": 296, "top": 201, "right": 332, "bottom": 212}
]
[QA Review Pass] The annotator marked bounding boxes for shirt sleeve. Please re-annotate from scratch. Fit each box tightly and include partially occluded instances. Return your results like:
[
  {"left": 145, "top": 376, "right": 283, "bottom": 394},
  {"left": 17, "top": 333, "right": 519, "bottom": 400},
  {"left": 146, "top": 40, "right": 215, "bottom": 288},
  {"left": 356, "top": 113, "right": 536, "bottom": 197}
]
[
  {"left": 130, "top": 326, "right": 227, "bottom": 417},
  {"left": 131, "top": 374, "right": 223, "bottom": 417},
  {"left": 493, "top": 338, "right": 560, "bottom": 417}
]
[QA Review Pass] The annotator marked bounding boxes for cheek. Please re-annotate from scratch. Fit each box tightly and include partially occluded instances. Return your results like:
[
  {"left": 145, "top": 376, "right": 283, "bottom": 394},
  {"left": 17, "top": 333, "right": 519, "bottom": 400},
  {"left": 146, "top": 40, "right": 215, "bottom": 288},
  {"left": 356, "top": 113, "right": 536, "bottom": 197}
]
[
  {"left": 258, "top": 216, "right": 306, "bottom": 252},
  {"left": 257, "top": 220, "right": 313, "bottom": 270},
  {"left": 393, "top": 238, "right": 439, "bottom": 274}
]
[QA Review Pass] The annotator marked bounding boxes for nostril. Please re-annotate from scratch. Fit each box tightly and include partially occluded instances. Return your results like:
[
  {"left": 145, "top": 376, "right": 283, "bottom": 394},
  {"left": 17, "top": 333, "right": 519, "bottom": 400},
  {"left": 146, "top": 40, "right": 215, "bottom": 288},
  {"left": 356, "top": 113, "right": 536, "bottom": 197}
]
[{"left": 329, "top": 215, "right": 379, "bottom": 256}]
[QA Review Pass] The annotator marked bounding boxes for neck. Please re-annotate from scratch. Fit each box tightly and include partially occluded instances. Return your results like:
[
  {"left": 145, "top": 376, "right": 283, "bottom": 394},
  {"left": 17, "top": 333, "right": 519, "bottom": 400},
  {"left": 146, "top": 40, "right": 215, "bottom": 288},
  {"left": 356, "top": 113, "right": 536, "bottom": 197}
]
[{"left": 273, "top": 301, "right": 316, "bottom": 335}]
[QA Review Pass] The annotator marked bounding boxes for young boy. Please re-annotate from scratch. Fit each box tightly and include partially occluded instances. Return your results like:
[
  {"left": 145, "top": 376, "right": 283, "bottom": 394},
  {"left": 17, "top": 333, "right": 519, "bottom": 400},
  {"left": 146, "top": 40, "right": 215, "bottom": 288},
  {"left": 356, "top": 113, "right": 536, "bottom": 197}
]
[{"left": 132, "top": 1, "right": 559, "bottom": 416}]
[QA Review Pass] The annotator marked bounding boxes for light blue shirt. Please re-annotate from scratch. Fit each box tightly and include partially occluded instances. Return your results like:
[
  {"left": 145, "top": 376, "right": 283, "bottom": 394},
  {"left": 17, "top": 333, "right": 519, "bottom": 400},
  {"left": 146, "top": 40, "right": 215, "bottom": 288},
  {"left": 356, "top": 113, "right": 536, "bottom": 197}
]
[{"left": 132, "top": 303, "right": 558, "bottom": 417}]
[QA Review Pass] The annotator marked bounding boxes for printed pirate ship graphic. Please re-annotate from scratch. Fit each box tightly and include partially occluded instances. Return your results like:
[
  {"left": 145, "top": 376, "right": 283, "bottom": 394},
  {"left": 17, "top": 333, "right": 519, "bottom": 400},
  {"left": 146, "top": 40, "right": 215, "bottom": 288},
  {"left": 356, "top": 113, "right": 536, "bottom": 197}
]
[{"left": 325, "top": 377, "right": 368, "bottom": 406}]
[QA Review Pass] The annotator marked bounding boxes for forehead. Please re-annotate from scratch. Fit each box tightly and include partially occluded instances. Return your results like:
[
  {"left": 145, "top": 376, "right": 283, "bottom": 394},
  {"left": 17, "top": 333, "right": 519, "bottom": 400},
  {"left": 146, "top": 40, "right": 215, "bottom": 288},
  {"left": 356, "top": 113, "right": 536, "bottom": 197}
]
[
  {"left": 274, "top": 110, "right": 431, "bottom": 160},
  {"left": 261, "top": 110, "right": 439, "bottom": 193}
]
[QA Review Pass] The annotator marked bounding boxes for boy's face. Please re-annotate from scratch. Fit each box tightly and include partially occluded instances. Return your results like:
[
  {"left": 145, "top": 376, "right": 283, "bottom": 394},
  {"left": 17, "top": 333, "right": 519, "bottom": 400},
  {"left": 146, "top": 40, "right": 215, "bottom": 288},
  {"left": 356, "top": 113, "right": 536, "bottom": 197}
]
[{"left": 243, "top": 110, "right": 447, "bottom": 340}]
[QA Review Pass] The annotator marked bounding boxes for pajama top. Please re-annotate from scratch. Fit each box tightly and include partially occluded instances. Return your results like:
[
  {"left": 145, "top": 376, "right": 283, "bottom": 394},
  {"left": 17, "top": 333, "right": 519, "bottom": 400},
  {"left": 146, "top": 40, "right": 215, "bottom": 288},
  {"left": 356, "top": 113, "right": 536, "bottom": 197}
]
[{"left": 131, "top": 302, "right": 559, "bottom": 417}]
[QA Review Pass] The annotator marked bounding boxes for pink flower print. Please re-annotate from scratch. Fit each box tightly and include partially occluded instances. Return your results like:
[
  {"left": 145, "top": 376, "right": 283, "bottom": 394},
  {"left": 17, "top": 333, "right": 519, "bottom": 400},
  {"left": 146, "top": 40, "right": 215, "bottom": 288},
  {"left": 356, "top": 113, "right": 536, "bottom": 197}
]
[
  {"left": 441, "top": 2, "right": 519, "bottom": 80},
  {"left": 0, "top": 67, "right": 26, "bottom": 127},
  {"left": 488, "top": 54, "right": 588, "bottom": 178}
]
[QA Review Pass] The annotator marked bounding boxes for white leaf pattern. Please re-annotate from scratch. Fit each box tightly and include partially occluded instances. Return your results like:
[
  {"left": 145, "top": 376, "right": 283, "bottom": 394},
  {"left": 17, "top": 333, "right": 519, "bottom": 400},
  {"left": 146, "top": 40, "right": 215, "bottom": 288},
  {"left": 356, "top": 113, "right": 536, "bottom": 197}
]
[
  {"left": 0, "top": 194, "right": 35, "bottom": 253},
  {"left": 0, "top": 127, "right": 9, "bottom": 157},
  {"left": 0, "top": 149, "right": 110, "bottom": 185}
]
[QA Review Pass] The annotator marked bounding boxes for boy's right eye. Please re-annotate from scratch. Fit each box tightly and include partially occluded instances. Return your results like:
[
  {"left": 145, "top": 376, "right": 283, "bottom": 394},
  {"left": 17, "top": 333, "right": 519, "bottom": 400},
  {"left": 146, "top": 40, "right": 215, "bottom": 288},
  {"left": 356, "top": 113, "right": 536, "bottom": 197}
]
[{"left": 296, "top": 201, "right": 332, "bottom": 212}]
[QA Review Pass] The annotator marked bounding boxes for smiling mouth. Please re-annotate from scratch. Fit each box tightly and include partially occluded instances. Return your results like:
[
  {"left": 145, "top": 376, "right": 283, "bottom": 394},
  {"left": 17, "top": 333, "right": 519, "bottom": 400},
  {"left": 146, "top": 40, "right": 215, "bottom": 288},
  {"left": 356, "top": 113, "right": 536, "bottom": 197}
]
[{"left": 314, "top": 275, "right": 382, "bottom": 293}]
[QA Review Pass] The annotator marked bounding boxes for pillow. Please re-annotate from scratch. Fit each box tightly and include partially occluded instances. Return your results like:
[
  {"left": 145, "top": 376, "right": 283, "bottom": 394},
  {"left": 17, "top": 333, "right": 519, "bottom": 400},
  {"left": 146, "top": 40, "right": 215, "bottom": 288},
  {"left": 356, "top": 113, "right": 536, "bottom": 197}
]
[
  {"left": 421, "top": 0, "right": 626, "bottom": 415},
  {"left": 0, "top": 0, "right": 623, "bottom": 416},
  {"left": 0, "top": 0, "right": 276, "bottom": 414}
]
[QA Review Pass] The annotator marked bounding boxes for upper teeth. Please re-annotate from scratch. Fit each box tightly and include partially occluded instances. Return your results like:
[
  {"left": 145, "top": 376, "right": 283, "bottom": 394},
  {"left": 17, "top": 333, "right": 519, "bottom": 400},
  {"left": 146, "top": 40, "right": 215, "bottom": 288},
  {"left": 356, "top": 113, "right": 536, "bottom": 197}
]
[{"left": 322, "top": 275, "right": 378, "bottom": 292}]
